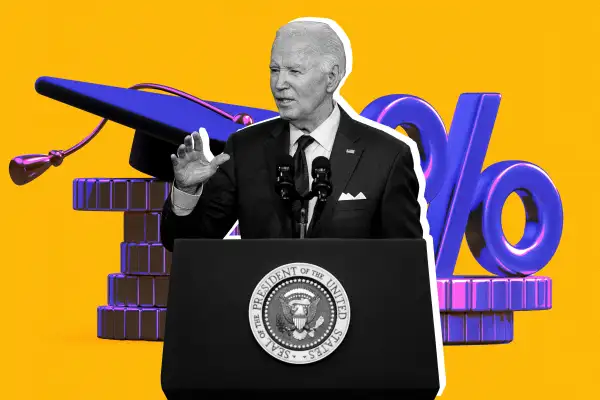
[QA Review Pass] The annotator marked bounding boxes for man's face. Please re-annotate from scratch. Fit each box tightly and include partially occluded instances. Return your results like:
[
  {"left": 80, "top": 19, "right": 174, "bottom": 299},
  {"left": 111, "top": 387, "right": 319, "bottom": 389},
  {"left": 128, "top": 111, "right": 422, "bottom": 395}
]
[{"left": 270, "top": 36, "right": 330, "bottom": 124}]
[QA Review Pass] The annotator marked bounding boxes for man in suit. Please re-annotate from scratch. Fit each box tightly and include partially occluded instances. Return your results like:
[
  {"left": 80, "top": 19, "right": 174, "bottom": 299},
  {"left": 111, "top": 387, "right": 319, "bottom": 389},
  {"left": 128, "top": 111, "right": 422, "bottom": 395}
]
[{"left": 160, "top": 19, "right": 424, "bottom": 252}]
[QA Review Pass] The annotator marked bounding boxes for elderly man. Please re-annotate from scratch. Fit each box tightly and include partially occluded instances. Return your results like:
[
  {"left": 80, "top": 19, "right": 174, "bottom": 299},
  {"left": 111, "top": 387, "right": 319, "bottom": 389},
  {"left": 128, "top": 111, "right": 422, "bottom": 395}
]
[{"left": 160, "top": 19, "right": 423, "bottom": 251}]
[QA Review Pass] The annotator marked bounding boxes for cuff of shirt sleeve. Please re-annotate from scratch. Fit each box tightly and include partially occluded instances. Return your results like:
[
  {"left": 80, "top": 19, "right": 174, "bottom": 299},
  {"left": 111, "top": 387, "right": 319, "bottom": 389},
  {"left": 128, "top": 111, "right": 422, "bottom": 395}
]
[{"left": 171, "top": 182, "right": 203, "bottom": 215}]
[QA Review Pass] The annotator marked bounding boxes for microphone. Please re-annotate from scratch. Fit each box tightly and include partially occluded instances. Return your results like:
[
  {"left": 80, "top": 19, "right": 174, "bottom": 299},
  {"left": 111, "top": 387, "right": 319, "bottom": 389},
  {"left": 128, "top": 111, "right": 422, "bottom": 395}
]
[
  {"left": 275, "top": 154, "right": 296, "bottom": 201},
  {"left": 311, "top": 156, "right": 333, "bottom": 202},
  {"left": 9, "top": 82, "right": 254, "bottom": 186}
]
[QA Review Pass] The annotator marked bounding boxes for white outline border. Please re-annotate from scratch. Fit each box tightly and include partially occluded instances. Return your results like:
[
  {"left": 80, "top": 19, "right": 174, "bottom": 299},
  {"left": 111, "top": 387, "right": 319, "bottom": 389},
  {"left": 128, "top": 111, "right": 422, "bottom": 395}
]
[{"left": 231, "top": 16, "right": 446, "bottom": 395}]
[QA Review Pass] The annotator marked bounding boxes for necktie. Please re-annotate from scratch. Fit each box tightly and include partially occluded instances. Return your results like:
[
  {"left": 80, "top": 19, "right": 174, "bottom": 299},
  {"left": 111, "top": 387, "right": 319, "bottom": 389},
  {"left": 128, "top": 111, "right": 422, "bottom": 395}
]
[{"left": 293, "top": 135, "right": 315, "bottom": 197}]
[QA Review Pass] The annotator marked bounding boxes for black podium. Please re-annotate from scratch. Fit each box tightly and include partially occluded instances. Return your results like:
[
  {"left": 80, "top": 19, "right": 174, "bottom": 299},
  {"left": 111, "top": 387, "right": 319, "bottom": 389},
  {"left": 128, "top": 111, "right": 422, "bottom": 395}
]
[{"left": 161, "top": 239, "right": 442, "bottom": 399}]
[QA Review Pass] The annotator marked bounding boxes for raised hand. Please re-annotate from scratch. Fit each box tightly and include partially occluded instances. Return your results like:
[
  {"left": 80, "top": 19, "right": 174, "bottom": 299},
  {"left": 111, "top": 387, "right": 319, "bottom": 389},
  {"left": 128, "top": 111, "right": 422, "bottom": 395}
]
[{"left": 170, "top": 127, "right": 230, "bottom": 194}]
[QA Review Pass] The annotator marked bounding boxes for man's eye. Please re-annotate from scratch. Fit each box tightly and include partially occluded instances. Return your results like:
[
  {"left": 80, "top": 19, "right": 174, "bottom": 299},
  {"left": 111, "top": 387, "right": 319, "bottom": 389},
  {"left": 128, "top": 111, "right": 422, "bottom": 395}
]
[{"left": 290, "top": 70, "right": 300, "bottom": 74}]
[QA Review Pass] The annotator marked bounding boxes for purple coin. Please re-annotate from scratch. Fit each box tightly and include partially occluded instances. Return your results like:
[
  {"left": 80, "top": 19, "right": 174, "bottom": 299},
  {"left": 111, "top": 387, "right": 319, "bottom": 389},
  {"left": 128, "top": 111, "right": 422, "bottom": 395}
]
[
  {"left": 437, "top": 276, "right": 552, "bottom": 312},
  {"left": 441, "top": 311, "right": 513, "bottom": 345},
  {"left": 107, "top": 273, "right": 169, "bottom": 308},
  {"left": 120, "top": 242, "right": 171, "bottom": 276},
  {"left": 124, "top": 212, "right": 162, "bottom": 242},
  {"left": 73, "top": 178, "right": 169, "bottom": 211},
  {"left": 97, "top": 306, "right": 167, "bottom": 341}
]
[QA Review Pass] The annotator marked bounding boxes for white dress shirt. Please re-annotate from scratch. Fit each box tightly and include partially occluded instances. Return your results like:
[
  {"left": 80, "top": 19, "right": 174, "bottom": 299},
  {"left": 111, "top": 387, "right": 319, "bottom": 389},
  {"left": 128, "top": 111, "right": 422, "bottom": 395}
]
[{"left": 170, "top": 103, "right": 341, "bottom": 231}]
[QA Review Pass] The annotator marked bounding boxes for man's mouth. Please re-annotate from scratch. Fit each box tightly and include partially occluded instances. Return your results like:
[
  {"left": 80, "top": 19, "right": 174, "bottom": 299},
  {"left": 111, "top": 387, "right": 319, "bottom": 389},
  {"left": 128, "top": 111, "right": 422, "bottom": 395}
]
[{"left": 277, "top": 98, "right": 295, "bottom": 105}]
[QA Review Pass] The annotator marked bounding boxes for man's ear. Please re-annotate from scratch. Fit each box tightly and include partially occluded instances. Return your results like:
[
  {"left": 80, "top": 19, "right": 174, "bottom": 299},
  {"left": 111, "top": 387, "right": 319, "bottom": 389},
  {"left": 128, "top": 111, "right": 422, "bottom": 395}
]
[{"left": 326, "top": 64, "right": 341, "bottom": 93}]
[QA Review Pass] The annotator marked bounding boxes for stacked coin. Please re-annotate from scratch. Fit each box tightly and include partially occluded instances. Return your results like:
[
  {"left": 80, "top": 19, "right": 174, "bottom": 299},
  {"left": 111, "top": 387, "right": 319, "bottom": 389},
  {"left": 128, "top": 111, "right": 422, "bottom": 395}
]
[
  {"left": 73, "top": 178, "right": 242, "bottom": 340},
  {"left": 74, "top": 179, "right": 176, "bottom": 340},
  {"left": 74, "top": 178, "right": 550, "bottom": 344},
  {"left": 438, "top": 276, "right": 552, "bottom": 344}
]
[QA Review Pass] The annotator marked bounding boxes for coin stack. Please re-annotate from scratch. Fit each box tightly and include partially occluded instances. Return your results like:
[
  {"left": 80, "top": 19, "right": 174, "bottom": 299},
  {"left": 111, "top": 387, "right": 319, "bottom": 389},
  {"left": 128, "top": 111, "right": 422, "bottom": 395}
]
[
  {"left": 438, "top": 276, "right": 552, "bottom": 345},
  {"left": 73, "top": 178, "right": 241, "bottom": 341}
]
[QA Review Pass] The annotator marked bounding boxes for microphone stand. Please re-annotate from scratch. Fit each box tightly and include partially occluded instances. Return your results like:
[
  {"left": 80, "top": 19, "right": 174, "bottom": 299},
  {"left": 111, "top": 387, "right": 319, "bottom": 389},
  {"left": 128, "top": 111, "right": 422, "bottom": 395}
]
[
  {"left": 296, "top": 191, "right": 320, "bottom": 239},
  {"left": 277, "top": 158, "right": 332, "bottom": 240},
  {"left": 299, "top": 202, "right": 308, "bottom": 239},
  {"left": 298, "top": 173, "right": 332, "bottom": 238},
  {"left": 277, "top": 176, "right": 330, "bottom": 239}
]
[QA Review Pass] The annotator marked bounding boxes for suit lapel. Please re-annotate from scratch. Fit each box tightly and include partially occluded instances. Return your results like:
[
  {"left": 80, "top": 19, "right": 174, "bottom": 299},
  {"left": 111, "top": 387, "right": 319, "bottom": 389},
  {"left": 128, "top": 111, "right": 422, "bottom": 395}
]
[
  {"left": 264, "top": 119, "right": 292, "bottom": 237},
  {"left": 309, "top": 108, "right": 364, "bottom": 236}
]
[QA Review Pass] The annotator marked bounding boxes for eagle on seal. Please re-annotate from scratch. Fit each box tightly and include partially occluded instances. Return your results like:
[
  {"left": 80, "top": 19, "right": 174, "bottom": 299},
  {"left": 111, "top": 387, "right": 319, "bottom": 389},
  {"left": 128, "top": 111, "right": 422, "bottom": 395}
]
[{"left": 277, "top": 295, "right": 321, "bottom": 340}]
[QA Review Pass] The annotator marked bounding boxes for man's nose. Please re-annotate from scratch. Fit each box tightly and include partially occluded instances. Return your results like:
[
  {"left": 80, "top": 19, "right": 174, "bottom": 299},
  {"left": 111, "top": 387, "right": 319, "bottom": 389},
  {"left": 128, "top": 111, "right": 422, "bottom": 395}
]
[{"left": 275, "top": 71, "right": 289, "bottom": 89}]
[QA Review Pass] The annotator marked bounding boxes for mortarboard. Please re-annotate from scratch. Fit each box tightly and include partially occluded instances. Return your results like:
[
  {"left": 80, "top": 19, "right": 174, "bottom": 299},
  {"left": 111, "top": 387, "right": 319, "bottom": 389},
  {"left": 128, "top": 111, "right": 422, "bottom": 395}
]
[{"left": 10, "top": 76, "right": 278, "bottom": 184}]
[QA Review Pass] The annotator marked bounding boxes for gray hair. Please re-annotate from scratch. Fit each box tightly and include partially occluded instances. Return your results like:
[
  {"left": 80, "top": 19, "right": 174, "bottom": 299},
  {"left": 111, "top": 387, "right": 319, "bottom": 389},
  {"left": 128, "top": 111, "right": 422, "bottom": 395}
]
[{"left": 275, "top": 21, "right": 346, "bottom": 80}]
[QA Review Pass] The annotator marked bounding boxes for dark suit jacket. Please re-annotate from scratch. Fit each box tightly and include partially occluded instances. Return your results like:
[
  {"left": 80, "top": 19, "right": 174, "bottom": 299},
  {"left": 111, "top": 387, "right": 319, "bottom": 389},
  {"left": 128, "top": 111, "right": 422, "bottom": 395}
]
[{"left": 160, "top": 106, "right": 423, "bottom": 252}]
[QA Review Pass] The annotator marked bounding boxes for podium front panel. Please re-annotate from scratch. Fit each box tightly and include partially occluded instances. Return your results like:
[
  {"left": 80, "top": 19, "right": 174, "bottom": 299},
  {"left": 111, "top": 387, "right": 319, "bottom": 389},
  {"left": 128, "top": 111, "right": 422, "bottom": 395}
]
[{"left": 161, "top": 239, "right": 440, "bottom": 398}]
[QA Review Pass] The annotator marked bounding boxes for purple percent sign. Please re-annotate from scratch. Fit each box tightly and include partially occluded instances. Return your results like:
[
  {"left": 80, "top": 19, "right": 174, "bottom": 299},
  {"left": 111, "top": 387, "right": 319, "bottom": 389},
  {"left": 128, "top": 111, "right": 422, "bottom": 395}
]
[{"left": 361, "top": 93, "right": 563, "bottom": 279}]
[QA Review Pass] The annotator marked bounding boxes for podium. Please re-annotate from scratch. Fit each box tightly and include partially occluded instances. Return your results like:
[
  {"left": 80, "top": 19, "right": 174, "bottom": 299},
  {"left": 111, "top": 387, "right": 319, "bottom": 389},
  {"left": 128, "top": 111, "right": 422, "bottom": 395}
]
[{"left": 161, "top": 239, "right": 442, "bottom": 399}]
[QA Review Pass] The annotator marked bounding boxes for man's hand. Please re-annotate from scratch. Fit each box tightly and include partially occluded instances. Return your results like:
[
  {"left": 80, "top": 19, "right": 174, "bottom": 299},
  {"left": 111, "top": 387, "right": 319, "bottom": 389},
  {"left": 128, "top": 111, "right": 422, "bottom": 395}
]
[{"left": 170, "top": 127, "right": 231, "bottom": 194}]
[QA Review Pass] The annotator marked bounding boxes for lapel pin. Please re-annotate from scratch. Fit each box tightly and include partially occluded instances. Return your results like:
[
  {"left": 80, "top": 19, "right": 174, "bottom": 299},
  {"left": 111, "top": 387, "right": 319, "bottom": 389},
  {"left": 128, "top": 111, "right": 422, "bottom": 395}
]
[{"left": 346, "top": 149, "right": 355, "bottom": 154}]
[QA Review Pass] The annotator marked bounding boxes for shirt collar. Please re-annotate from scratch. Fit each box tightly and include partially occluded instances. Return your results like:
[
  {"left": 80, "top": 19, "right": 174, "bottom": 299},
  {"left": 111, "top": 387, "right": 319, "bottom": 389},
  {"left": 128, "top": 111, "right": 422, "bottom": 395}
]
[{"left": 289, "top": 103, "right": 340, "bottom": 152}]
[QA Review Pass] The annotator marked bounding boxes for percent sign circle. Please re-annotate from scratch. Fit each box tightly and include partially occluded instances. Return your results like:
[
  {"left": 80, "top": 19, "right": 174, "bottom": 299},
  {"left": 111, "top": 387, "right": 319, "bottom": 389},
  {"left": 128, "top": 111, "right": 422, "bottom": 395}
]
[
  {"left": 360, "top": 93, "right": 563, "bottom": 278},
  {"left": 467, "top": 161, "right": 563, "bottom": 276}
]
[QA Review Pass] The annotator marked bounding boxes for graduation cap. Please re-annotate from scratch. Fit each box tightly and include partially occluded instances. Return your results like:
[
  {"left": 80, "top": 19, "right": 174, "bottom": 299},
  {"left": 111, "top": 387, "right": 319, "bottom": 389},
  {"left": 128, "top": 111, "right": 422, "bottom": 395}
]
[{"left": 9, "top": 76, "right": 279, "bottom": 185}]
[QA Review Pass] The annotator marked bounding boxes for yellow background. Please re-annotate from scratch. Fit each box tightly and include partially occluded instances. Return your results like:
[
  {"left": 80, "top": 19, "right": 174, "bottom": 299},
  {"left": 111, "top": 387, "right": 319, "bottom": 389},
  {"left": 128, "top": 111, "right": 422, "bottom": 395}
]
[{"left": 0, "top": 0, "right": 596, "bottom": 398}]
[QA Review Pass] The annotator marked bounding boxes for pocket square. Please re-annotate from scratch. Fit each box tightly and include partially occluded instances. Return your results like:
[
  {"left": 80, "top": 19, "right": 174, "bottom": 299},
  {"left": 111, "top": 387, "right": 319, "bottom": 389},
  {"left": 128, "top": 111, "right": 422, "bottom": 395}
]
[
  {"left": 338, "top": 192, "right": 367, "bottom": 201},
  {"left": 339, "top": 192, "right": 353, "bottom": 201}
]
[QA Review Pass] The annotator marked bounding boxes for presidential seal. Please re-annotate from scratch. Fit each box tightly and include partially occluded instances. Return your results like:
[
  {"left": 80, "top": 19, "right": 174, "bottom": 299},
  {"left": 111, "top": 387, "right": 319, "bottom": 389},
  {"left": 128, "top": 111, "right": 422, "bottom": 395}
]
[{"left": 248, "top": 263, "right": 350, "bottom": 365}]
